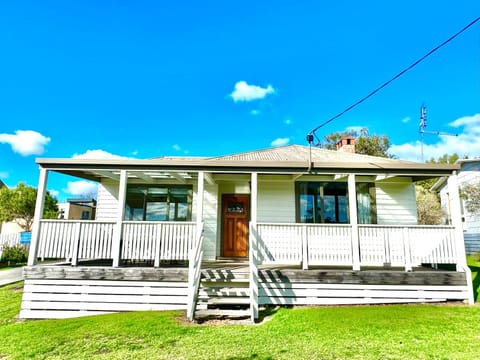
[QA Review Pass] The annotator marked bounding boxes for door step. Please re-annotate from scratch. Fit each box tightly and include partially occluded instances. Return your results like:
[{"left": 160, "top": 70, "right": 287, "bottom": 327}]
[
  {"left": 194, "top": 268, "right": 252, "bottom": 321},
  {"left": 194, "top": 309, "right": 251, "bottom": 319},
  {"left": 201, "top": 270, "right": 249, "bottom": 282}
]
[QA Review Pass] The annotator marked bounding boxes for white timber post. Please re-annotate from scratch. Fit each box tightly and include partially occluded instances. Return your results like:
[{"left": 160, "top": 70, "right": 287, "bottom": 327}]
[
  {"left": 348, "top": 174, "right": 360, "bottom": 271},
  {"left": 71, "top": 222, "right": 82, "bottom": 266},
  {"left": 402, "top": 227, "right": 412, "bottom": 272},
  {"left": 186, "top": 171, "right": 205, "bottom": 320},
  {"left": 27, "top": 167, "right": 48, "bottom": 266},
  {"left": 112, "top": 170, "right": 128, "bottom": 267},
  {"left": 249, "top": 172, "right": 259, "bottom": 321},
  {"left": 448, "top": 172, "right": 474, "bottom": 304},
  {"left": 302, "top": 224, "right": 308, "bottom": 270},
  {"left": 196, "top": 171, "right": 205, "bottom": 248},
  {"left": 447, "top": 172, "right": 468, "bottom": 270}
]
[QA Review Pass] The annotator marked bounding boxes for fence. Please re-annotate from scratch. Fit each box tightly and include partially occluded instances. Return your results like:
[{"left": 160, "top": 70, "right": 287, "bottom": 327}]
[{"left": 0, "top": 233, "right": 21, "bottom": 259}]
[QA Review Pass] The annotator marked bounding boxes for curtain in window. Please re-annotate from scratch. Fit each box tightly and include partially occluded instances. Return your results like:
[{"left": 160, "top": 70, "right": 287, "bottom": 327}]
[{"left": 356, "top": 183, "right": 377, "bottom": 224}]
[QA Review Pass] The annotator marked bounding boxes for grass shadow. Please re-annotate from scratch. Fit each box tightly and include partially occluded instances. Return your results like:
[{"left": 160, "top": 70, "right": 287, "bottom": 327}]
[
  {"left": 256, "top": 306, "right": 281, "bottom": 324},
  {"left": 469, "top": 265, "right": 480, "bottom": 302}
]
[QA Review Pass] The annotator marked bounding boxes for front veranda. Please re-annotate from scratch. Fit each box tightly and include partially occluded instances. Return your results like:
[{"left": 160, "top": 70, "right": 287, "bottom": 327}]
[
  {"left": 23, "top": 163, "right": 474, "bottom": 320},
  {"left": 33, "top": 219, "right": 462, "bottom": 271}
]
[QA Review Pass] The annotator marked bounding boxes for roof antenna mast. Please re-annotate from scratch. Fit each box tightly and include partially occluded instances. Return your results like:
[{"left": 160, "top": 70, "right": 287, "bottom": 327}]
[
  {"left": 419, "top": 103, "right": 427, "bottom": 162},
  {"left": 419, "top": 103, "right": 458, "bottom": 162},
  {"left": 306, "top": 133, "right": 314, "bottom": 171}
]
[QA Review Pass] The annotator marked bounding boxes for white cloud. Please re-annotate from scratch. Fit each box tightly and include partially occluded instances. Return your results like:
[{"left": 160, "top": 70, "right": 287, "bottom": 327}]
[
  {"left": 0, "top": 130, "right": 50, "bottom": 156},
  {"left": 284, "top": 119, "right": 292, "bottom": 125},
  {"left": 48, "top": 189, "right": 60, "bottom": 198},
  {"left": 449, "top": 113, "right": 480, "bottom": 129},
  {"left": 271, "top": 137, "right": 290, "bottom": 147},
  {"left": 230, "top": 81, "right": 275, "bottom": 102},
  {"left": 345, "top": 126, "right": 366, "bottom": 134},
  {"left": 250, "top": 109, "right": 260, "bottom": 115},
  {"left": 72, "top": 149, "right": 131, "bottom": 159},
  {"left": 172, "top": 144, "right": 189, "bottom": 154},
  {"left": 391, "top": 113, "right": 480, "bottom": 162},
  {"left": 0, "top": 171, "right": 9, "bottom": 179},
  {"left": 64, "top": 180, "right": 98, "bottom": 197},
  {"left": 401, "top": 116, "right": 411, "bottom": 124}
]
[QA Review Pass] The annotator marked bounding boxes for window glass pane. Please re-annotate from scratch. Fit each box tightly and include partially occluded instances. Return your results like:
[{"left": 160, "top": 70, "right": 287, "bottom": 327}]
[
  {"left": 227, "top": 201, "right": 244, "bottom": 213},
  {"left": 81, "top": 211, "right": 90, "bottom": 220},
  {"left": 177, "top": 203, "right": 188, "bottom": 221},
  {"left": 125, "top": 184, "right": 192, "bottom": 221},
  {"left": 148, "top": 188, "right": 168, "bottom": 195},
  {"left": 300, "top": 194, "right": 314, "bottom": 223},
  {"left": 132, "top": 208, "right": 144, "bottom": 221},
  {"left": 146, "top": 202, "right": 167, "bottom": 221},
  {"left": 297, "top": 181, "right": 349, "bottom": 224},
  {"left": 324, "top": 195, "right": 336, "bottom": 222},
  {"left": 338, "top": 196, "right": 348, "bottom": 223},
  {"left": 356, "top": 183, "right": 377, "bottom": 224}
]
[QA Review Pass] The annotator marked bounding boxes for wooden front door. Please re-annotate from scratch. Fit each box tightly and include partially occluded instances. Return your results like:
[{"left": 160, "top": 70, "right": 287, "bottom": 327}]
[{"left": 222, "top": 195, "right": 249, "bottom": 257}]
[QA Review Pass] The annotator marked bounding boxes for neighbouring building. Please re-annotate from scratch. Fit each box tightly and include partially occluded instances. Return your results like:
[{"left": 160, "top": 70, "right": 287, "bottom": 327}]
[
  {"left": 58, "top": 198, "right": 97, "bottom": 220},
  {"left": 432, "top": 158, "right": 480, "bottom": 255}
]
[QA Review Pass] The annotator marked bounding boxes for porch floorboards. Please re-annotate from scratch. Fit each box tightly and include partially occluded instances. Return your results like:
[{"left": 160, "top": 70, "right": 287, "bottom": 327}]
[{"left": 24, "top": 259, "right": 465, "bottom": 286}]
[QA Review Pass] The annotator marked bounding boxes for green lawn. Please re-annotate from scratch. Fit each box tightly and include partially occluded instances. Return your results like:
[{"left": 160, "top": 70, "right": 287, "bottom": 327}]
[{"left": 1, "top": 282, "right": 480, "bottom": 359}]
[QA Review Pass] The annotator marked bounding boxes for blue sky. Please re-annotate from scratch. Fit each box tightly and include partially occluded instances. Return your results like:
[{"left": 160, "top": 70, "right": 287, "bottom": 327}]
[{"left": 0, "top": 1, "right": 479, "bottom": 202}]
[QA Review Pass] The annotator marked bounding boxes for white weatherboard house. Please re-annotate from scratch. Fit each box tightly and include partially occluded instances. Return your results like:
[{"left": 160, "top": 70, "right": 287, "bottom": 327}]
[
  {"left": 432, "top": 158, "right": 480, "bottom": 255},
  {"left": 21, "top": 141, "right": 474, "bottom": 321}
]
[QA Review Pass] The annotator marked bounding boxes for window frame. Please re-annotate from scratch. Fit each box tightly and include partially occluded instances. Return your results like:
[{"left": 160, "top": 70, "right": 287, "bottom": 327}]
[
  {"left": 124, "top": 184, "right": 193, "bottom": 222},
  {"left": 295, "top": 180, "right": 377, "bottom": 224}
]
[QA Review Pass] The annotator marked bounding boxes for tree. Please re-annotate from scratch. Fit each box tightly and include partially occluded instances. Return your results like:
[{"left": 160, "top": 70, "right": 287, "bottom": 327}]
[
  {"left": 461, "top": 181, "right": 480, "bottom": 216},
  {"left": 427, "top": 153, "right": 461, "bottom": 165},
  {"left": 0, "top": 182, "right": 58, "bottom": 232},
  {"left": 416, "top": 153, "right": 462, "bottom": 191},
  {"left": 322, "top": 128, "right": 392, "bottom": 158},
  {"left": 415, "top": 154, "right": 463, "bottom": 225},
  {"left": 416, "top": 185, "right": 445, "bottom": 225}
]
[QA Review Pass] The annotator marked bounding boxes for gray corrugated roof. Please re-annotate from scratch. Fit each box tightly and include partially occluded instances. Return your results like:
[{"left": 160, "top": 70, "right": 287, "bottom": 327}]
[
  {"left": 209, "top": 144, "right": 415, "bottom": 165},
  {"left": 36, "top": 144, "right": 459, "bottom": 180}
]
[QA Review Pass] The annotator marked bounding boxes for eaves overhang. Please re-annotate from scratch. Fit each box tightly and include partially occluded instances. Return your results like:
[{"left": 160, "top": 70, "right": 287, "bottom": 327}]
[{"left": 36, "top": 157, "right": 460, "bottom": 183}]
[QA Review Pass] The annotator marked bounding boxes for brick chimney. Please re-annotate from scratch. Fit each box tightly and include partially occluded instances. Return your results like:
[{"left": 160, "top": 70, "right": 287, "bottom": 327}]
[{"left": 336, "top": 136, "right": 355, "bottom": 153}]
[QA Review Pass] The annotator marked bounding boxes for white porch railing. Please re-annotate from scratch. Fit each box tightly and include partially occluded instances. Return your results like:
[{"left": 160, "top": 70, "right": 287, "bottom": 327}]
[
  {"left": 121, "top": 221, "right": 197, "bottom": 264},
  {"left": 256, "top": 223, "right": 354, "bottom": 266},
  {"left": 37, "top": 220, "right": 115, "bottom": 262},
  {"left": 35, "top": 220, "right": 198, "bottom": 266},
  {"left": 308, "top": 224, "right": 353, "bottom": 266},
  {"left": 256, "top": 223, "right": 303, "bottom": 264},
  {"left": 358, "top": 225, "right": 457, "bottom": 268},
  {"left": 256, "top": 223, "right": 458, "bottom": 270}
]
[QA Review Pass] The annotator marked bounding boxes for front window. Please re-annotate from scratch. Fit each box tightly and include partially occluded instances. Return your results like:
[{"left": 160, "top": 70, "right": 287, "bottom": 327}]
[
  {"left": 124, "top": 185, "right": 192, "bottom": 221},
  {"left": 296, "top": 182, "right": 349, "bottom": 223},
  {"left": 81, "top": 210, "right": 90, "bottom": 220},
  {"left": 296, "top": 181, "right": 377, "bottom": 224}
]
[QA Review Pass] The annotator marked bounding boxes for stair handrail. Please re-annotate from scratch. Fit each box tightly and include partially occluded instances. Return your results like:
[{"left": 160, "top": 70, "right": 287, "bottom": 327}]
[
  {"left": 187, "top": 221, "right": 205, "bottom": 321},
  {"left": 249, "top": 222, "right": 259, "bottom": 321},
  {"left": 459, "top": 263, "right": 475, "bottom": 305}
]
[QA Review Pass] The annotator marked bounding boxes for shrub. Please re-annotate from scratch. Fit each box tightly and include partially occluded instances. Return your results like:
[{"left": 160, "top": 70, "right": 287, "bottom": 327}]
[{"left": 0, "top": 245, "right": 28, "bottom": 265}]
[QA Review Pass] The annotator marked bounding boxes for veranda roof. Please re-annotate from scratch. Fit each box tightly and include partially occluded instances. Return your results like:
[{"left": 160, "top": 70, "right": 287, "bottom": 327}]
[{"left": 36, "top": 144, "right": 459, "bottom": 183}]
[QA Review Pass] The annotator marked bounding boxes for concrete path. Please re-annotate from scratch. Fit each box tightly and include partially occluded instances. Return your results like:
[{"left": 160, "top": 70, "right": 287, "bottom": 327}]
[{"left": 0, "top": 266, "right": 23, "bottom": 286}]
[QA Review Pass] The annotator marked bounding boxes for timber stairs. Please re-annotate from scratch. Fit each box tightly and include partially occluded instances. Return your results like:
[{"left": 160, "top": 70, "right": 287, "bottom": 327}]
[{"left": 194, "top": 262, "right": 251, "bottom": 320}]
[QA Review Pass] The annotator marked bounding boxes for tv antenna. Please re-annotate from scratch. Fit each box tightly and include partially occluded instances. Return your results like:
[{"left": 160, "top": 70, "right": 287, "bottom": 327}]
[{"left": 419, "top": 103, "right": 458, "bottom": 162}]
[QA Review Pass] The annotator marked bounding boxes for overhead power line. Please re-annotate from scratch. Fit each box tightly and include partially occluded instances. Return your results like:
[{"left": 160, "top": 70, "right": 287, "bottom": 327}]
[{"left": 307, "top": 16, "right": 480, "bottom": 145}]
